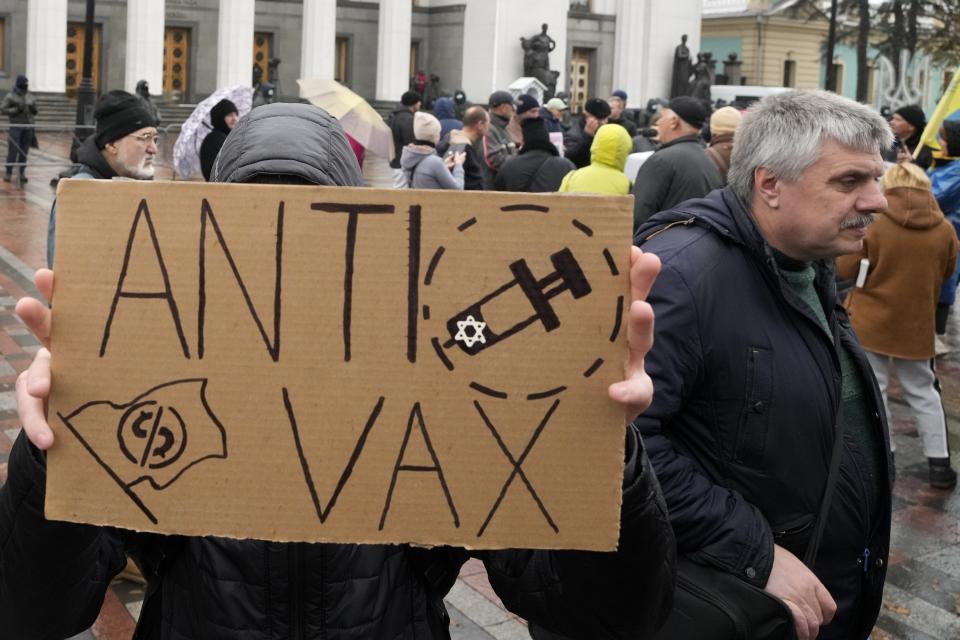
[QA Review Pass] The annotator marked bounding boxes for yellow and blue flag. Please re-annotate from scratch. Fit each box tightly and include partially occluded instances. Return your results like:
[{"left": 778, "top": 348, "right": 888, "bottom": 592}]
[{"left": 917, "top": 67, "right": 960, "bottom": 160}]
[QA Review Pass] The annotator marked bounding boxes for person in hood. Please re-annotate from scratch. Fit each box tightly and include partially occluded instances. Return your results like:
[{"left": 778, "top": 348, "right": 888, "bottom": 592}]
[
  {"left": 431, "top": 96, "right": 462, "bottom": 142},
  {"left": 932, "top": 120, "right": 960, "bottom": 337},
  {"left": 885, "top": 104, "right": 933, "bottom": 169},
  {"left": 452, "top": 88, "right": 468, "bottom": 119},
  {"left": 200, "top": 98, "right": 239, "bottom": 181},
  {"left": 704, "top": 106, "right": 741, "bottom": 184},
  {"left": 401, "top": 111, "right": 465, "bottom": 189},
  {"left": 631, "top": 95, "right": 722, "bottom": 231},
  {"left": 635, "top": 90, "right": 894, "bottom": 640},
  {"left": 135, "top": 79, "right": 162, "bottom": 126},
  {"left": 46, "top": 90, "right": 158, "bottom": 266},
  {"left": 559, "top": 123, "right": 632, "bottom": 196},
  {"left": 1, "top": 74, "right": 38, "bottom": 184},
  {"left": 494, "top": 117, "right": 574, "bottom": 192},
  {"left": 6, "top": 101, "right": 676, "bottom": 640},
  {"left": 389, "top": 90, "right": 421, "bottom": 187},
  {"left": 837, "top": 161, "right": 958, "bottom": 489}
]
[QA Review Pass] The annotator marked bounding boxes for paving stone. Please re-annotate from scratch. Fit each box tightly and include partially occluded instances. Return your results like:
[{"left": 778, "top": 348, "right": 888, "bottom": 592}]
[{"left": 0, "top": 390, "right": 16, "bottom": 412}]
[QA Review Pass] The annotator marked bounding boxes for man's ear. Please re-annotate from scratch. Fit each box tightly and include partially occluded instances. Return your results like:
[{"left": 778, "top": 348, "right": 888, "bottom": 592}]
[{"left": 754, "top": 167, "right": 780, "bottom": 209}]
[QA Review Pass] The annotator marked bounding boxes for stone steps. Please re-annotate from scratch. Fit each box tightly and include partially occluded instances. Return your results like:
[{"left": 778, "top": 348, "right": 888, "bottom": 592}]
[
  {"left": 25, "top": 93, "right": 196, "bottom": 128},
  {"left": 15, "top": 93, "right": 396, "bottom": 128}
]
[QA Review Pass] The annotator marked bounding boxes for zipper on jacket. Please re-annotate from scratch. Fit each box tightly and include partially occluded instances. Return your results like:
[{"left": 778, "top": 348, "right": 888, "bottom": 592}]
[
  {"left": 862, "top": 548, "right": 871, "bottom": 574},
  {"left": 642, "top": 217, "right": 695, "bottom": 242},
  {"left": 289, "top": 543, "right": 306, "bottom": 640}
]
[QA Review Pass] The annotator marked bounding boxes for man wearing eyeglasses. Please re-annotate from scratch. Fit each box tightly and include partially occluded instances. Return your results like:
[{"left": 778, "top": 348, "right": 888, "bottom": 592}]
[{"left": 47, "top": 90, "right": 158, "bottom": 267}]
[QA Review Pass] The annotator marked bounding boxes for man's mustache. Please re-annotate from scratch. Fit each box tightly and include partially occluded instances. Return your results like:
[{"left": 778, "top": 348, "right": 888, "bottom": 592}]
[{"left": 840, "top": 213, "right": 874, "bottom": 230}]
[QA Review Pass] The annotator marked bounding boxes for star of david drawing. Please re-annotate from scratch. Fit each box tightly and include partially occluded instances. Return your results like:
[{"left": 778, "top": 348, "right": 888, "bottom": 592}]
[{"left": 454, "top": 315, "right": 487, "bottom": 348}]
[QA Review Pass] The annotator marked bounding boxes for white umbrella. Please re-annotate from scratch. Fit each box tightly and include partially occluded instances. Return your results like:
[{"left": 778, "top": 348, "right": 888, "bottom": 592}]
[
  {"left": 173, "top": 85, "right": 254, "bottom": 179},
  {"left": 298, "top": 78, "right": 394, "bottom": 159}
]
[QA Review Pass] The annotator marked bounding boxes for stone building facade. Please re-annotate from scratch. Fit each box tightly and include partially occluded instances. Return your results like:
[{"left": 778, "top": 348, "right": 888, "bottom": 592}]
[{"left": 0, "top": 0, "right": 703, "bottom": 110}]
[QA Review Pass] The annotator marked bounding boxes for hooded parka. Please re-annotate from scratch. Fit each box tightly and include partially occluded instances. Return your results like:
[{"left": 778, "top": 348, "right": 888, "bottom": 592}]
[
  {"left": 1, "top": 103, "right": 677, "bottom": 640},
  {"left": 837, "top": 187, "right": 958, "bottom": 359},
  {"left": 559, "top": 124, "right": 632, "bottom": 196}
]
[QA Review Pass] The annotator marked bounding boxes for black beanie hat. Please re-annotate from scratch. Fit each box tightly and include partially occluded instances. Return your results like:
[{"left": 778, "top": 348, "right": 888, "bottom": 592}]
[
  {"left": 519, "top": 117, "right": 556, "bottom": 155},
  {"left": 667, "top": 96, "right": 708, "bottom": 130},
  {"left": 401, "top": 90, "right": 421, "bottom": 107},
  {"left": 584, "top": 97, "right": 612, "bottom": 119},
  {"left": 94, "top": 90, "right": 157, "bottom": 149},
  {"left": 894, "top": 104, "right": 926, "bottom": 133},
  {"left": 210, "top": 98, "right": 239, "bottom": 133}
]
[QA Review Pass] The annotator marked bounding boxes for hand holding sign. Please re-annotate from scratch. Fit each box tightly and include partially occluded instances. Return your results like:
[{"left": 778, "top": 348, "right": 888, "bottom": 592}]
[
  {"left": 33, "top": 180, "right": 660, "bottom": 549},
  {"left": 609, "top": 247, "right": 661, "bottom": 424},
  {"left": 14, "top": 268, "right": 54, "bottom": 450}
]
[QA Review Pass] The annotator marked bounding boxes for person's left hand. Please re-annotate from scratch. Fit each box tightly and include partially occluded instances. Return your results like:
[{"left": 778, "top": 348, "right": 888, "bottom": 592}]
[{"left": 608, "top": 247, "right": 660, "bottom": 423}]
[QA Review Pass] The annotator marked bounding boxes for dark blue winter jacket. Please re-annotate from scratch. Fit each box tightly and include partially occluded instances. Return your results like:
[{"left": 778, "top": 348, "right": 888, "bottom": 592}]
[
  {"left": 635, "top": 187, "right": 892, "bottom": 640},
  {"left": 432, "top": 97, "right": 462, "bottom": 143}
]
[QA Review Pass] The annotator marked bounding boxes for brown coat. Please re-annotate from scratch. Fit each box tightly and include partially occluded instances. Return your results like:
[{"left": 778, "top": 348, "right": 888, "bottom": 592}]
[
  {"left": 705, "top": 132, "right": 734, "bottom": 184},
  {"left": 837, "top": 186, "right": 958, "bottom": 359}
]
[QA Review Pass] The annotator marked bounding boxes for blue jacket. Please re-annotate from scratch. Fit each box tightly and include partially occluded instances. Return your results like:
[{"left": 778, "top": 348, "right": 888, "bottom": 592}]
[
  {"left": 635, "top": 188, "right": 892, "bottom": 640},
  {"left": 932, "top": 160, "right": 960, "bottom": 305},
  {"left": 432, "top": 97, "right": 462, "bottom": 143}
]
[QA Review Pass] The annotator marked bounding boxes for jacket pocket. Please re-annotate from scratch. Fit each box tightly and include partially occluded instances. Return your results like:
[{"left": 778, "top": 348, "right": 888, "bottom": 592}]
[
  {"left": 734, "top": 346, "right": 773, "bottom": 467},
  {"left": 771, "top": 514, "right": 815, "bottom": 559}
]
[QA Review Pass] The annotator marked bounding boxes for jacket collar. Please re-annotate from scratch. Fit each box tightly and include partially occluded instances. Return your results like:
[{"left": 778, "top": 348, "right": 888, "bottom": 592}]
[
  {"left": 76, "top": 135, "right": 118, "bottom": 180},
  {"left": 656, "top": 134, "right": 703, "bottom": 151},
  {"left": 635, "top": 186, "right": 839, "bottom": 303}
]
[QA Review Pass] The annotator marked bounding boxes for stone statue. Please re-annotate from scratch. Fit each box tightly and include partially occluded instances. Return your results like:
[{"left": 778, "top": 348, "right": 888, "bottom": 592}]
[
  {"left": 520, "top": 23, "right": 560, "bottom": 99},
  {"left": 723, "top": 53, "right": 743, "bottom": 86},
  {"left": 690, "top": 52, "right": 712, "bottom": 102},
  {"left": 670, "top": 34, "right": 692, "bottom": 98}
]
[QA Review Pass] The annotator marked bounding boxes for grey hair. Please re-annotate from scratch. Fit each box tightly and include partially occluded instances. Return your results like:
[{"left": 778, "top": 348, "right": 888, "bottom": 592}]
[{"left": 727, "top": 90, "right": 893, "bottom": 202}]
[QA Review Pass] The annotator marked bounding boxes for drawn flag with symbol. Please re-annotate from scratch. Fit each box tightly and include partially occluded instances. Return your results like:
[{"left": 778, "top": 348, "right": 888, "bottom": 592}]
[{"left": 57, "top": 378, "right": 228, "bottom": 524}]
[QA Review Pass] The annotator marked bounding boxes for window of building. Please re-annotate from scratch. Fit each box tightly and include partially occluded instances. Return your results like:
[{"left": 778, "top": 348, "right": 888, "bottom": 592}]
[
  {"left": 569, "top": 48, "right": 593, "bottom": 113},
  {"left": 66, "top": 22, "right": 102, "bottom": 96},
  {"left": 782, "top": 60, "right": 796, "bottom": 88},
  {"left": 164, "top": 26, "right": 190, "bottom": 97},
  {"left": 253, "top": 31, "right": 273, "bottom": 85},
  {"left": 336, "top": 36, "right": 349, "bottom": 84},
  {"left": 570, "top": 0, "right": 592, "bottom": 11},
  {"left": 410, "top": 41, "right": 420, "bottom": 78},
  {"left": 832, "top": 61, "right": 844, "bottom": 93}
]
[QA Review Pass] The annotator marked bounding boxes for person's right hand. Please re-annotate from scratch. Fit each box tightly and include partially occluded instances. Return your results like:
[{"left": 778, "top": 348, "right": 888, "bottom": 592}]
[
  {"left": 14, "top": 268, "right": 55, "bottom": 450},
  {"left": 584, "top": 115, "right": 602, "bottom": 136},
  {"left": 453, "top": 151, "right": 466, "bottom": 166},
  {"left": 765, "top": 544, "right": 836, "bottom": 640}
]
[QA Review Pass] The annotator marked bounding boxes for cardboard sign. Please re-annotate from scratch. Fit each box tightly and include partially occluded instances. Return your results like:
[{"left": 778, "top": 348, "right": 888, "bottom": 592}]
[{"left": 46, "top": 180, "right": 632, "bottom": 551}]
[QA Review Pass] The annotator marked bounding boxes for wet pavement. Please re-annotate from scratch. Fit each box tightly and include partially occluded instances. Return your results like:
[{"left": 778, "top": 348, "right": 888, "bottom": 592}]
[{"left": 0, "top": 144, "right": 958, "bottom": 639}]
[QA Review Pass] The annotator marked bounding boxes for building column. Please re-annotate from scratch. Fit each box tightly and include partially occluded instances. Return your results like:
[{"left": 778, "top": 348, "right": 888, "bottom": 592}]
[
  {"left": 615, "top": 0, "right": 702, "bottom": 105},
  {"left": 125, "top": 0, "right": 165, "bottom": 95},
  {"left": 375, "top": 0, "right": 412, "bottom": 101},
  {"left": 25, "top": 0, "right": 68, "bottom": 93},
  {"left": 217, "top": 0, "right": 256, "bottom": 88},
  {"left": 612, "top": 0, "right": 646, "bottom": 108},
  {"left": 300, "top": 0, "right": 337, "bottom": 83}
]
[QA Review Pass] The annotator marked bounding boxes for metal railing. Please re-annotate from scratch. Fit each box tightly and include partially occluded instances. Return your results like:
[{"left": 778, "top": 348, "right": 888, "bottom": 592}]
[{"left": 0, "top": 123, "right": 184, "bottom": 187}]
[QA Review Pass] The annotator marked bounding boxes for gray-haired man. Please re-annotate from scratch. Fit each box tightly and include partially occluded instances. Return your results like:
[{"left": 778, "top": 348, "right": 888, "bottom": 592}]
[{"left": 635, "top": 90, "right": 893, "bottom": 640}]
